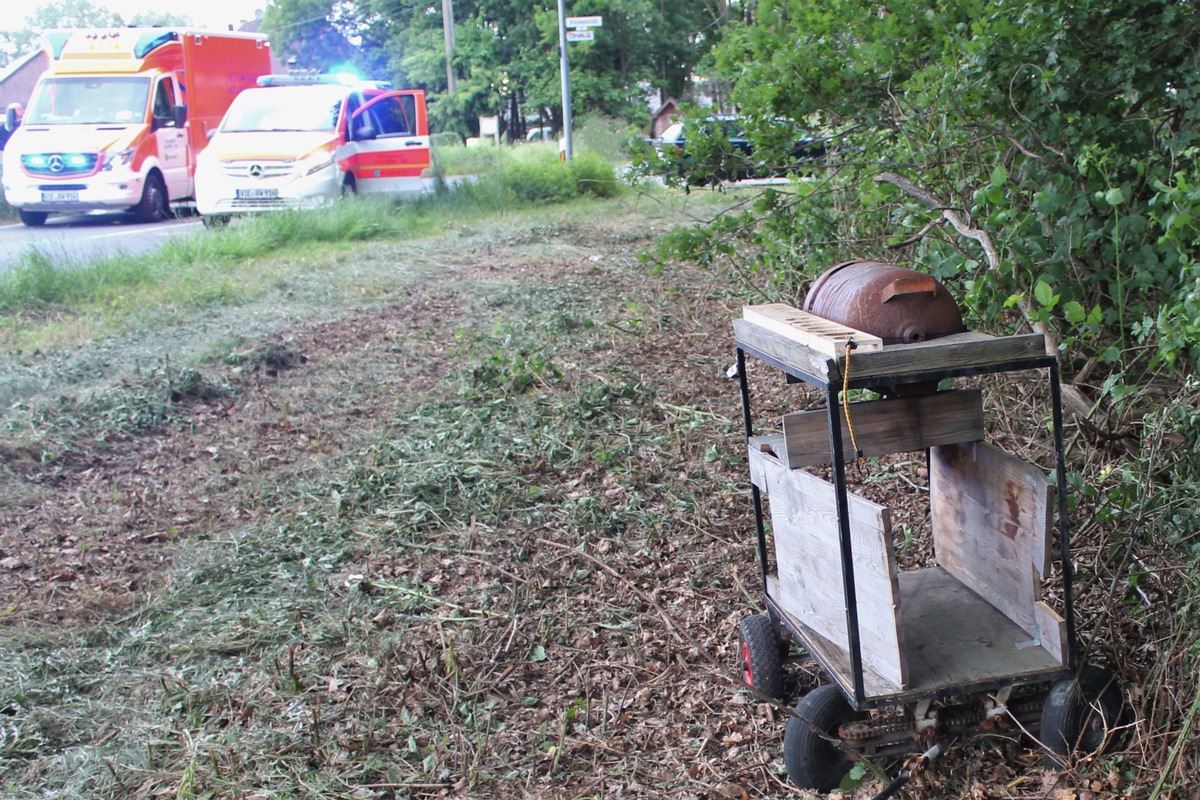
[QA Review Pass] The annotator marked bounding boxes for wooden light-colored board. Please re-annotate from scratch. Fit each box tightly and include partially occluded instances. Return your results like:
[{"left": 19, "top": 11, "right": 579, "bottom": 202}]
[
  {"left": 930, "top": 441, "right": 1061, "bottom": 657},
  {"left": 768, "top": 576, "right": 903, "bottom": 699},
  {"left": 835, "top": 332, "right": 1048, "bottom": 385},
  {"left": 780, "top": 389, "right": 986, "bottom": 468},
  {"left": 749, "top": 446, "right": 906, "bottom": 687},
  {"left": 733, "top": 318, "right": 1047, "bottom": 386},
  {"left": 896, "top": 567, "right": 1069, "bottom": 690},
  {"left": 743, "top": 304, "right": 883, "bottom": 358},
  {"left": 768, "top": 568, "right": 1068, "bottom": 703}
]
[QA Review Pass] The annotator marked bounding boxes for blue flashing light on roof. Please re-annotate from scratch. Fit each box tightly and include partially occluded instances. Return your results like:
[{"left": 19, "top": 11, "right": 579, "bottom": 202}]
[
  {"left": 134, "top": 30, "right": 179, "bottom": 59},
  {"left": 256, "top": 74, "right": 393, "bottom": 90},
  {"left": 45, "top": 31, "right": 71, "bottom": 59}
]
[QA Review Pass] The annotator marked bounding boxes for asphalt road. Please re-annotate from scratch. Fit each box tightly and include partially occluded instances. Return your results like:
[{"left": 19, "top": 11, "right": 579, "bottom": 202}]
[{"left": 0, "top": 209, "right": 206, "bottom": 273}]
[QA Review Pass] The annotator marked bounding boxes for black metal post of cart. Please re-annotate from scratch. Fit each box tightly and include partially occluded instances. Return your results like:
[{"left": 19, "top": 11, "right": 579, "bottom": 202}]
[{"left": 732, "top": 262, "right": 1121, "bottom": 794}]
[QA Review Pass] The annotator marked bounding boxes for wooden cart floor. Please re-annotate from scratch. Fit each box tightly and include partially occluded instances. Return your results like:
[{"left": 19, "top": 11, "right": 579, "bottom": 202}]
[{"left": 772, "top": 566, "right": 1067, "bottom": 705}]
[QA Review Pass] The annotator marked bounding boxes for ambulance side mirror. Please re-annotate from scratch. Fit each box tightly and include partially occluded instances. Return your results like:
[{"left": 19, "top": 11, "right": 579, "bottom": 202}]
[{"left": 5, "top": 103, "right": 23, "bottom": 132}]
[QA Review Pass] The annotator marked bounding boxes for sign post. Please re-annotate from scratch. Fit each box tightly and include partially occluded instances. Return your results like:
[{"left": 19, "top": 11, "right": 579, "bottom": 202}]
[
  {"left": 556, "top": 0, "right": 573, "bottom": 160},
  {"left": 556, "top": 9, "right": 602, "bottom": 161}
]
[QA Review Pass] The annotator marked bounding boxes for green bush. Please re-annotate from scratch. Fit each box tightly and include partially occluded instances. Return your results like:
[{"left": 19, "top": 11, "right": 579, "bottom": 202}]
[
  {"left": 430, "top": 131, "right": 463, "bottom": 148},
  {"left": 568, "top": 150, "right": 620, "bottom": 198},
  {"left": 574, "top": 115, "right": 645, "bottom": 163},
  {"left": 500, "top": 158, "right": 577, "bottom": 203}
]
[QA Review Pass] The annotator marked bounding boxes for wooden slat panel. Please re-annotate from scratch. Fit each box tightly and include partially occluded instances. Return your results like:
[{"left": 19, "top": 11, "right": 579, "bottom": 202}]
[
  {"left": 780, "top": 390, "right": 986, "bottom": 468},
  {"left": 751, "top": 446, "right": 906, "bottom": 687},
  {"left": 743, "top": 304, "right": 883, "bottom": 357},
  {"left": 734, "top": 317, "right": 1047, "bottom": 387},
  {"left": 931, "top": 442, "right": 1055, "bottom": 642},
  {"left": 733, "top": 317, "right": 836, "bottom": 381},
  {"left": 842, "top": 332, "right": 1048, "bottom": 384},
  {"left": 769, "top": 569, "right": 1068, "bottom": 704},
  {"left": 1034, "top": 602, "right": 1067, "bottom": 665}
]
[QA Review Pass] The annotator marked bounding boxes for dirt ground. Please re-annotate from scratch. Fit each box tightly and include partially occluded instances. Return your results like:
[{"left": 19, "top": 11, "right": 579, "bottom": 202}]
[{"left": 0, "top": 204, "right": 1150, "bottom": 799}]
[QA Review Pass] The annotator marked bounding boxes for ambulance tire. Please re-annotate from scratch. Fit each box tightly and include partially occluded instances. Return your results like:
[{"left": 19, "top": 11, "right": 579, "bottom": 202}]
[
  {"left": 18, "top": 210, "right": 48, "bottom": 227},
  {"left": 135, "top": 173, "right": 169, "bottom": 223},
  {"left": 342, "top": 173, "right": 357, "bottom": 196}
]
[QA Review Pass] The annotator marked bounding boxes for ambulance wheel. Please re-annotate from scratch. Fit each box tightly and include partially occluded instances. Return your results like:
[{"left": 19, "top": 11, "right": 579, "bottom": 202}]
[
  {"left": 1040, "top": 666, "right": 1123, "bottom": 766},
  {"left": 18, "top": 210, "right": 48, "bottom": 227},
  {"left": 737, "top": 614, "right": 784, "bottom": 700},
  {"left": 136, "top": 173, "right": 169, "bottom": 223},
  {"left": 784, "top": 684, "right": 864, "bottom": 791},
  {"left": 341, "top": 173, "right": 357, "bottom": 196}
]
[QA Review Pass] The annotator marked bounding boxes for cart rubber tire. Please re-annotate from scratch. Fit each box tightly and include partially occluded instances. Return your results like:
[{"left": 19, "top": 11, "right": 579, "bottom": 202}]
[
  {"left": 784, "top": 683, "right": 866, "bottom": 791},
  {"left": 135, "top": 172, "right": 169, "bottom": 223},
  {"left": 1040, "top": 665, "right": 1122, "bottom": 766},
  {"left": 18, "top": 209, "right": 48, "bottom": 227},
  {"left": 738, "top": 614, "right": 784, "bottom": 700}
]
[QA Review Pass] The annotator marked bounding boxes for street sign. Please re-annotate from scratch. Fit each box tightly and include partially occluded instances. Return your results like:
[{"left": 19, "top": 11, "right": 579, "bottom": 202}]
[
  {"left": 566, "top": 30, "right": 595, "bottom": 42},
  {"left": 566, "top": 15, "right": 603, "bottom": 28}
]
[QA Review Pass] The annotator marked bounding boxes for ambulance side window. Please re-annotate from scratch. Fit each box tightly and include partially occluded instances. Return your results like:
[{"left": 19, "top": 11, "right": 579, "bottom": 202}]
[
  {"left": 371, "top": 96, "right": 414, "bottom": 137},
  {"left": 153, "top": 79, "right": 176, "bottom": 127}
]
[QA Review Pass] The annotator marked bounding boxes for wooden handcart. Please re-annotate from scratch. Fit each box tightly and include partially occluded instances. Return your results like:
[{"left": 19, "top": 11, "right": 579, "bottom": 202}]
[{"left": 733, "top": 304, "right": 1121, "bottom": 792}]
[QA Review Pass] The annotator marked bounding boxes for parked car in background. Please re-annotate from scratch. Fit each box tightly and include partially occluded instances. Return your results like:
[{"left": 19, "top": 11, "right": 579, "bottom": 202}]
[
  {"left": 195, "top": 75, "right": 429, "bottom": 223},
  {"left": 651, "top": 115, "right": 826, "bottom": 185}
]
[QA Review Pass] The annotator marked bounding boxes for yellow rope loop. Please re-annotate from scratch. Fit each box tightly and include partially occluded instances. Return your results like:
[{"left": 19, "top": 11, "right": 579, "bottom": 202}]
[{"left": 842, "top": 339, "right": 866, "bottom": 465}]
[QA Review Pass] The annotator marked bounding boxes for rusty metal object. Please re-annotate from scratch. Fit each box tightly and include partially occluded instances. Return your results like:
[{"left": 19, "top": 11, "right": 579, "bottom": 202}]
[{"left": 803, "top": 261, "right": 966, "bottom": 345}]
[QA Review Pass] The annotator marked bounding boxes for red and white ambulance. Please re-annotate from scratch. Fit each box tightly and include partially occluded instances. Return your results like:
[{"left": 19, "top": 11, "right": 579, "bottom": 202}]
[
  {"left": 194, "top": 75, "right": 431, "bottom": 222},
  {"left": 2, "top": 28, "right": 273, "bottom": 226}
]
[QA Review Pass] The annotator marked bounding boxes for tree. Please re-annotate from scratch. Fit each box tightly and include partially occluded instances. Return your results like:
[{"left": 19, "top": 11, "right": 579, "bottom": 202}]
[
  {"left": 684, "top": 0, "right": 1200, "bottom": 414},
  {"left": 259, "top": 0, "right": 731, "bottom": 139},
  {"left": 1, "top": 0, "right": 192, "bottom": 66}
]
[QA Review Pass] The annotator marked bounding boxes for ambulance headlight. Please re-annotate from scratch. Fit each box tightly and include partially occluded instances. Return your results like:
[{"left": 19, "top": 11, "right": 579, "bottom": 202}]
[
  {"left": 296, "top": 150, "right": 334, "bottom": 177},
  {"left": 101, "top": 147, "right": 135, "bottom": 172}
]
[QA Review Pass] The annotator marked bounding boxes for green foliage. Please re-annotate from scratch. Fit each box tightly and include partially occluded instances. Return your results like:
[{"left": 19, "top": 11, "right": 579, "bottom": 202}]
[
  {"left": 261, "top": 0, "right": 730, "bottom": 138},
  {"left": 471, "top": 148, "right": 620, "bottom": 204},
  {"left": 687, "top": 0, "right": 1200, "bottom": 387}
]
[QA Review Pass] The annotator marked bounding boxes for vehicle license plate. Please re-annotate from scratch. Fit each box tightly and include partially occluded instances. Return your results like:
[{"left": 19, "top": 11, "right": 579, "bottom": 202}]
[
  {"left": 236, "top": 188, "right": 279, "bottom": 199},
  {"left": 41, "top": 191, "right": 80, "bottom": 202}
]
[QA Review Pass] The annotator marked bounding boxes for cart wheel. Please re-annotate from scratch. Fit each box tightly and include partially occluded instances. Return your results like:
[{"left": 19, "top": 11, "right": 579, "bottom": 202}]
[
  {"left": 784, "top": 684, "right": 866, "bottom": 791},
  {"left": 1040, "top": 665, "right": 1123, "bottom": 766},
  {"left": 737, "top": 614, "right": 785, "bottom": 700}
]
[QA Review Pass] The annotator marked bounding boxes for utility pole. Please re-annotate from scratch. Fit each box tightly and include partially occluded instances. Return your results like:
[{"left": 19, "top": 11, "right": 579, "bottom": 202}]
[
  {"left": 556, "top": 0, "right": 573, "bottom": 159},
  {"left": 442, "top": 0, "right": 457, "bottom": 93}
]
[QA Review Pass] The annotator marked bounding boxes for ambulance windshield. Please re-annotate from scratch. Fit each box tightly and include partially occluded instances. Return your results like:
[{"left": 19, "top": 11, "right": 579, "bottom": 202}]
[
  {"left": 25, "top": 76, "right": 152, "bottom": 125},
  {"left": 221, "top": 86, "right": 344, "bottom": 133}
]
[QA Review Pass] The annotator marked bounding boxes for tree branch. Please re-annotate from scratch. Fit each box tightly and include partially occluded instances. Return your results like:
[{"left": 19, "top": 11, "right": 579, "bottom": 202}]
[{"left": 874, "top": 171, "right": 1094, "bottom": 420}]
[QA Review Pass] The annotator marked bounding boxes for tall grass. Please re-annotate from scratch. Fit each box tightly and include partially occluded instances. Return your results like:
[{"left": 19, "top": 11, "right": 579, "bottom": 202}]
[{"left": 0, "top": 148, "right": 624, "bottom": 328}]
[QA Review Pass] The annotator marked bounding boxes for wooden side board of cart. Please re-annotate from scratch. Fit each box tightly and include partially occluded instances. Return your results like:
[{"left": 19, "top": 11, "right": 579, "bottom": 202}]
[{"left": 732, "top": 306, "right": 1123, "bottom": 792}]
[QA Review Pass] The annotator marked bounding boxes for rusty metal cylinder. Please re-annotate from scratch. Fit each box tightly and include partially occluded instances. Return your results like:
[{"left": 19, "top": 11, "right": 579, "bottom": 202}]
[{"left": 803, "top": 261, "right": 966, "bottom": 345}]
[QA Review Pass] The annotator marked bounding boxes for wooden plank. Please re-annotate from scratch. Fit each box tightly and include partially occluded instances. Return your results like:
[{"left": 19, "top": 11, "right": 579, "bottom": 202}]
[
  {"left": 733, "top": 317, "right": 837, "bottom": 382},
  {"left": 930, "top": 442, "right": 1055, "bottom": 640},
  {"left": 780, "top": 390, "right": 985, "bottom": 468},
  {"left": 769, "top": 577, "right": 902, "bottom": 700},
  {"left": 1034, "top": 601, "right": 1067, "bottom": 665},
  {"left": 734, "top": 318, "right": 1048, "bottom": 388},
  {"left": 743, "top": 303, "right": 883, "bottom": 358},
  {"left": 751, "top": 447, "right": 906, "bottom": 687},
  {"left": 898, "top": 568, "right": 1068, "bottom": 691},
  {"left": 838, "top": 332, "right": 1048, "bottom": 385},
  {"left": 769, "top": 568, "right": 1067, "bottom": 703}
]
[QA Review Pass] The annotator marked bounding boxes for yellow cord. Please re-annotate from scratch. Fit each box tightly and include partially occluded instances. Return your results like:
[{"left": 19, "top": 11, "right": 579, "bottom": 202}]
[{"left": 842, "top": 339, "right": 865, "bottom": 463}]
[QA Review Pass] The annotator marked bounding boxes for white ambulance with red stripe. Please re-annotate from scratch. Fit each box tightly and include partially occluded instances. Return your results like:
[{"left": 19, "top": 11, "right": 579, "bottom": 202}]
[{"left": 194, "top": 75, "right": 430, "bottom": 221}]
